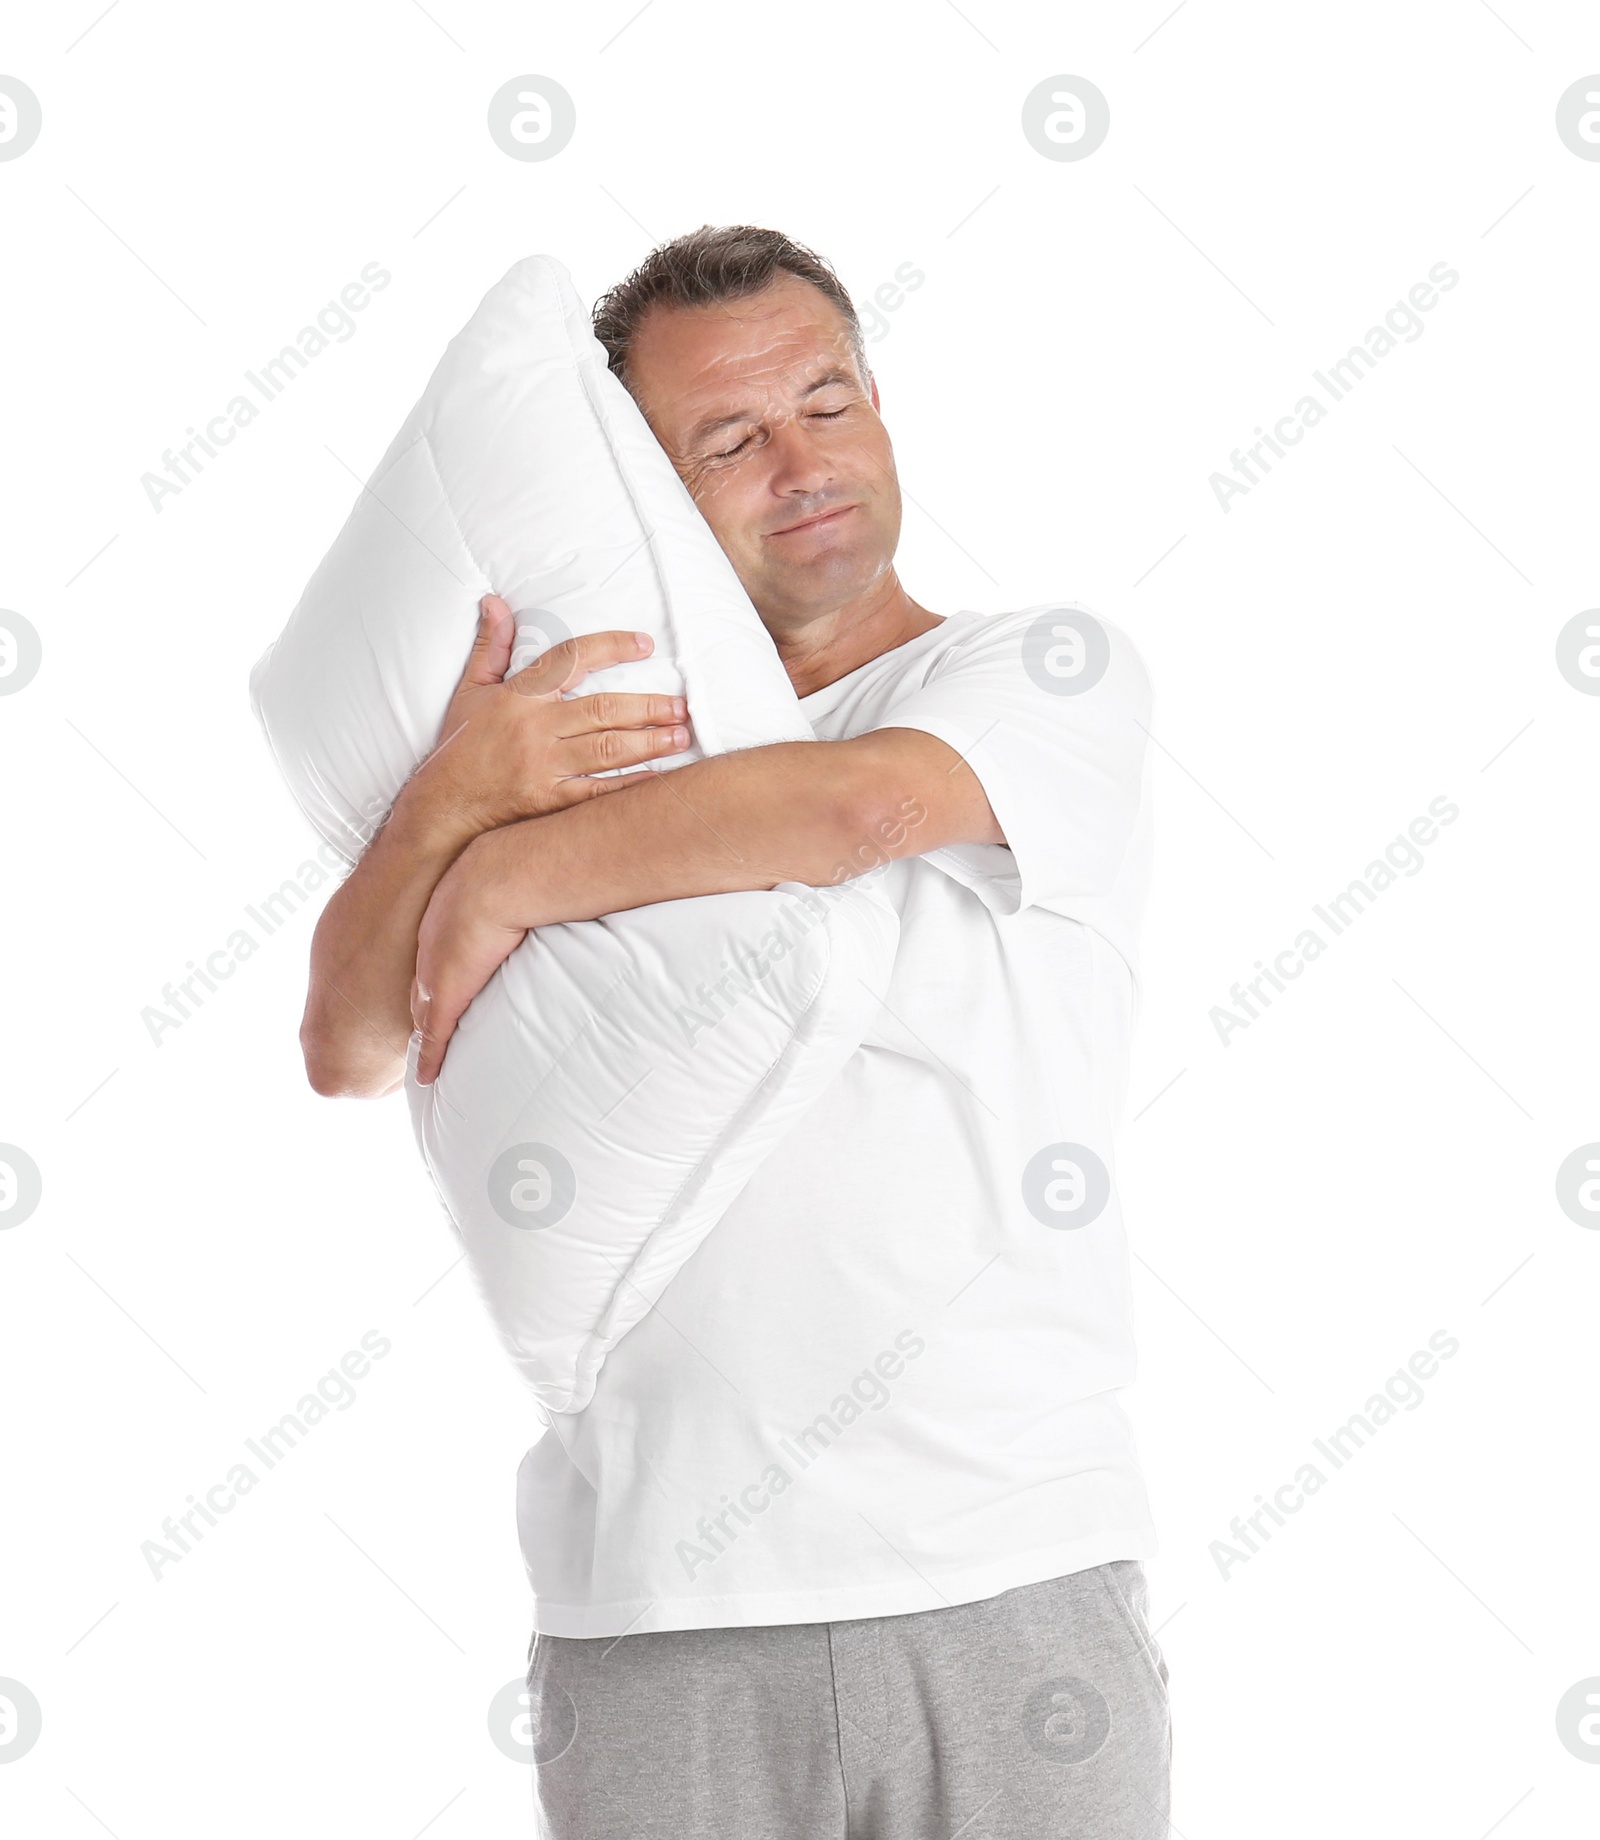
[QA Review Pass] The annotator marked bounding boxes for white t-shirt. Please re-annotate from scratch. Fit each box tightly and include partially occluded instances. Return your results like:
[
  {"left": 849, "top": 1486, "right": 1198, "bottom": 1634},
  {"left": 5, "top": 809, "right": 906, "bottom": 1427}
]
[{"left": 517, "top": 604, "right": 1158, "bottom": 1635}]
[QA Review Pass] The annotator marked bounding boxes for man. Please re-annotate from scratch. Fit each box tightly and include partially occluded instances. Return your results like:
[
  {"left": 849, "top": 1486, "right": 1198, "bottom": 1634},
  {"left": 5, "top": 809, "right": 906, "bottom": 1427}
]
[{"left": 302, "top": 226, "right": 1169, "bottom": 1838}]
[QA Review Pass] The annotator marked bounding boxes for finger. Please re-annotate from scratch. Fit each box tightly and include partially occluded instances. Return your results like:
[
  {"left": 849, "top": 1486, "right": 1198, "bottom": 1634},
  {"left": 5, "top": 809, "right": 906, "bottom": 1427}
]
[
  {"left": 409, "top": 974, "right": 430, "bottom": 1079},
  {"left": 460, "top": 595, "right": 516, "bottom": 688},
  {"left": 557, "top": 768, "right": 660, "bottom": 803},
  {"left": 564, "top": 723, "right": 691, "bottom": 776},
  {"left": 413, "top": 974, "right": 469, "bottom": 1087},
  {"left": 556, "top": 691, "right": 688, "bottom": 735},
  {"left": 506, "top": 628, "right": 658, "bottom": 698}
]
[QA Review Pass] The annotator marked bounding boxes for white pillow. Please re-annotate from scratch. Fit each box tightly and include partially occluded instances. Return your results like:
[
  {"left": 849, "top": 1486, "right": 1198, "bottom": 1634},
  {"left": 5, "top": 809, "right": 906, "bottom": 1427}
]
[{"left": 250, "top": 255, "right": 898, "bottom": 1414}]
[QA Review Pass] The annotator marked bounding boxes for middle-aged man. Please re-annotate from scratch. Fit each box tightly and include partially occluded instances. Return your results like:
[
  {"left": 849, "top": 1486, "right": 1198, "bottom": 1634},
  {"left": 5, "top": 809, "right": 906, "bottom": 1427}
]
[{"left": 301, "top": 225, "right": 1168, "bottom": 1838}]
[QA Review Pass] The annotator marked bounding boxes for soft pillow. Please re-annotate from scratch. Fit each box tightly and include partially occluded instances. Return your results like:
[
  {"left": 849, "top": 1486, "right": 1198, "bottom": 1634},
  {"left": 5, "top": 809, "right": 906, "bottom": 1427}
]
[{"left": 250, "top": 255, "right": 898, "bottom": 1414}]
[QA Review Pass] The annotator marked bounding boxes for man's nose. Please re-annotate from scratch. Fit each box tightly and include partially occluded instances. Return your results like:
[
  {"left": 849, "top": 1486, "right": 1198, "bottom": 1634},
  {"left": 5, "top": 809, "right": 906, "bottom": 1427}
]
[{"left": 762, "top": 413, "right": 835, "bottom": 497}]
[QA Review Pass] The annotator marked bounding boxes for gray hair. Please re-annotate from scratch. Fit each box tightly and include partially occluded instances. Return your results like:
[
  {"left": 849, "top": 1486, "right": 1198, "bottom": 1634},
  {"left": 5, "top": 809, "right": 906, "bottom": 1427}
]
[{"left": 592, "top": 224, "right": 867, "bottom": 393}]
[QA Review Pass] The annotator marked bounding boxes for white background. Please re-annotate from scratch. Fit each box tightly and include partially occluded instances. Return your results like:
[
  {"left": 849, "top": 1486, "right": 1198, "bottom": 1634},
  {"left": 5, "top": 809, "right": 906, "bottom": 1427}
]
[{"left": 2, "top": 1, "right": 1598, "bottom": 1834}]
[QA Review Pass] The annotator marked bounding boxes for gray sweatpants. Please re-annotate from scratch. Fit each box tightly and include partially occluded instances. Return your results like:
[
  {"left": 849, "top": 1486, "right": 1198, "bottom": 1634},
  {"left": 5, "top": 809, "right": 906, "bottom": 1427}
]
[{"left": 525, "top": 1561, "right": 1172, "bottom": 1838}]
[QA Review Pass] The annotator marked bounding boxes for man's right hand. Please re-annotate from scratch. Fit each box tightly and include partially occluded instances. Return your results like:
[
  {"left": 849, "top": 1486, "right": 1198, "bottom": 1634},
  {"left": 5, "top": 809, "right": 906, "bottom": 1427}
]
[
  {"left": 300, "top": 593, "right": 691, "bottom": 1098},
  {"left": 397, "top": 593, "right": 693, "bottom": 850}
]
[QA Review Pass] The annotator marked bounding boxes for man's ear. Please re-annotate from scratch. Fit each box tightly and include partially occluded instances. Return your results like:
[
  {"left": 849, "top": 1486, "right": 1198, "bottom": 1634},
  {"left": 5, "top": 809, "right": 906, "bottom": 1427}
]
[{"left": 869, "top": 373, "right": 881, "bottom": 412}]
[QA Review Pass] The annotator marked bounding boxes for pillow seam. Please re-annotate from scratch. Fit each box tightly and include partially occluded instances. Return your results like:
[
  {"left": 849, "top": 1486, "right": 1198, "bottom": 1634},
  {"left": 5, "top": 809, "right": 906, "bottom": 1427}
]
[{"left": 553, "top": 283, "right": 727, "bottom": 758}]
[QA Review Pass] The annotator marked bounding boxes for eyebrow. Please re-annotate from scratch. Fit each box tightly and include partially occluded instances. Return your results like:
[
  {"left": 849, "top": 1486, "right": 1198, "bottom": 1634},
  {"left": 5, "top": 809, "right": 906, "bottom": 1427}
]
[{"left": 686, "top": 368, "right": 859, "bottom": 445}]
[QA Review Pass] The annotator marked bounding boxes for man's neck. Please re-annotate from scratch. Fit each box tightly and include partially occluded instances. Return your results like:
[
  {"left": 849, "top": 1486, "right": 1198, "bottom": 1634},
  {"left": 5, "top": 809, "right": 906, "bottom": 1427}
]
[{"left": 762, "top": 573, "right": 943, "bottom": 699}]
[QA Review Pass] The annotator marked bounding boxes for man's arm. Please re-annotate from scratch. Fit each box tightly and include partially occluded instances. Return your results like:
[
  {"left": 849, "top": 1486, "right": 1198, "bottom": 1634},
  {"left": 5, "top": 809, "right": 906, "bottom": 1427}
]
[
  {"left": 301, "top": 801, "right": 473, "bottom": 1098},
  {"left": 411, "top": 726, "right": 1002, "bottom": 1083}
]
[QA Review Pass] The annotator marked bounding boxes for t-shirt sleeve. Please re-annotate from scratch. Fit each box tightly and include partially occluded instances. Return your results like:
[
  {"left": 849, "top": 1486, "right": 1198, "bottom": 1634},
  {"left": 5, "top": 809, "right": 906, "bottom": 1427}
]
[{"left": 871, "top": 605, "right": 1153, "bottom": 919}]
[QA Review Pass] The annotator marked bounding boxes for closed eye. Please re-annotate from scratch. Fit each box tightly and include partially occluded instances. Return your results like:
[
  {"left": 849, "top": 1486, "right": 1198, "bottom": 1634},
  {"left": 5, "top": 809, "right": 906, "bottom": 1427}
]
[{"left": 710, "top": 406, "right": 851, "bottom": 461}]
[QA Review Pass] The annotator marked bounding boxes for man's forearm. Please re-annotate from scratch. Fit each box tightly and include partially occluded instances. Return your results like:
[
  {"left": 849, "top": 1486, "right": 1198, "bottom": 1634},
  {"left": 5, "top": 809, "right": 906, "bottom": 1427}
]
[
  {"left": 301, "top": 800, "right": 472, "bottom": 1096},
  {"left": 472, "top": 735, "right": 939, "bottom": 930}
]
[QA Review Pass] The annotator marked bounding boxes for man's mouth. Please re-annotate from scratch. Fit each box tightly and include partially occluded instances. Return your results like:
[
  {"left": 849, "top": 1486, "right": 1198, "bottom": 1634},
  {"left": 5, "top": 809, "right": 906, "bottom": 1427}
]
[{"left": 767, "top": 504, "right": 859, "bottom": 538}]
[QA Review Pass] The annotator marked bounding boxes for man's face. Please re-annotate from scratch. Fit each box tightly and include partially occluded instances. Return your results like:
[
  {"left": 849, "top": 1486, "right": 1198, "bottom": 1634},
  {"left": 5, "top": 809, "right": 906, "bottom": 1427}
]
[{"left": 623, "top": 272, "right": 902, "bottom": 628}]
